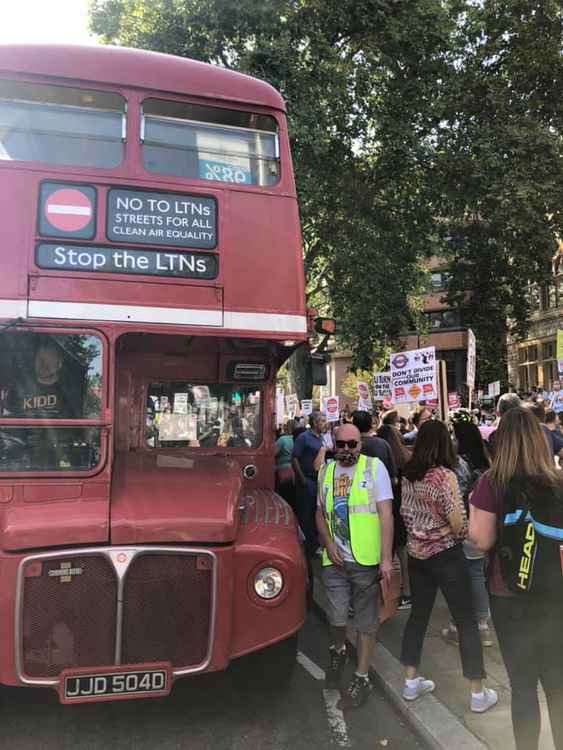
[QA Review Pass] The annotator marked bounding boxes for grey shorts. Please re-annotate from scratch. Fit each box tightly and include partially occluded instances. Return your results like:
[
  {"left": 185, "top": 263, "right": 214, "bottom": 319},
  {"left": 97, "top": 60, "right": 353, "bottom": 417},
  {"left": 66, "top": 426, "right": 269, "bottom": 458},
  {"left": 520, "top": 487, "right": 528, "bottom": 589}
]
[{"left": 321, "top": 561, "right": 380, "bottom": 635}]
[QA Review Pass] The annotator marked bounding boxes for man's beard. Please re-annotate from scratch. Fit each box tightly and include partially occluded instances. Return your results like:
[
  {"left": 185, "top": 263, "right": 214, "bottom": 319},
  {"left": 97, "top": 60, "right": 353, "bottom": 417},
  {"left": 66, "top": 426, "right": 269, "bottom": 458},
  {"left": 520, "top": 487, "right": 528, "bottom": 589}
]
[{"left": 335, "top": 450, "right": 359, "bottom": 466}]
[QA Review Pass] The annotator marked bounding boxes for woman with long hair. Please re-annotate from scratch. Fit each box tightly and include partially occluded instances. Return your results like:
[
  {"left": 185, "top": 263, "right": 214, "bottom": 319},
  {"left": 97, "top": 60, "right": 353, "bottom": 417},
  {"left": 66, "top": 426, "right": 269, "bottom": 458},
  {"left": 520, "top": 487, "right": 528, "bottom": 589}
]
[
  {"left": 399, "top": 420, "right": 497, "bottom": 712},
  {"left": 470, "top": 407, "right": 563, "bottom": 749},
  {"left": 442, "top": 411, "right": 493, "bottom": 647},
  {"left": 378, "top": 422, "right": 412, "bottom": 608}
]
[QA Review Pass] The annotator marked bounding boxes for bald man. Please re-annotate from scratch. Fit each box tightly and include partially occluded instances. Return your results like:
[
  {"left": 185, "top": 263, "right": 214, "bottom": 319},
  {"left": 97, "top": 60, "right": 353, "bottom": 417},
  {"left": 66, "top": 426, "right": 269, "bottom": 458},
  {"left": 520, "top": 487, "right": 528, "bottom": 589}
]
[{"left": 316, "top": 422, "right": 394, "bottom": 709}]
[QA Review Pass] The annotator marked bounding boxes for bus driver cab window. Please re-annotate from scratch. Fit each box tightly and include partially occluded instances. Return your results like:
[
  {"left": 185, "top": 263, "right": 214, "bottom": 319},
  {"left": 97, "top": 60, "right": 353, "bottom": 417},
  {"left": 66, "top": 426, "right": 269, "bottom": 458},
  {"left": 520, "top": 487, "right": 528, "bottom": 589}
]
[
  {"left": 9, "top": 340, "right": 79, "bottom": 419},
  {"left": 0, "top": 332, "right": 103, "bottom": 473}
]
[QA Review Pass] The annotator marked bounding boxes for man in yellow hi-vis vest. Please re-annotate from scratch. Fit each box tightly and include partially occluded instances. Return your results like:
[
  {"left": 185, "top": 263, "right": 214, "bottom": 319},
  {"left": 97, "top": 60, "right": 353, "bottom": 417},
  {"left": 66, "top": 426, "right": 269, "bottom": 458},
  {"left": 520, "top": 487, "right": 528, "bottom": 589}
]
[{"left": 316, "top": 422, "right": 394, "bottom": 709}]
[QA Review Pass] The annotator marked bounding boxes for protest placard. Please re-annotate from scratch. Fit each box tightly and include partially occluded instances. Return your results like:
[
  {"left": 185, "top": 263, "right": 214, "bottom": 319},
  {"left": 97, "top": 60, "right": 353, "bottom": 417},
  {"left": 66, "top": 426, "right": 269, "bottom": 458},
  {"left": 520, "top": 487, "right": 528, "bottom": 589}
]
[
  {"left": 275, "top": 389, "right": 285, "bottom": 426},
  {"left": 373, "top": 372, "right": 392, "bottom": 401},
  {"left": 467, "top": 329, "right": 476, "bottom": 390},
  {"left": 356, "top": 381, "right": 372, "bottom": 410},
  {"left": 285, "top": 393, "right": 298, "bottom": 418},
  {"left": 323, "top": 396, "right": 340, "bottom": 422},
  {"left": 301, "top": 399, "right": 313, "bottom": 416},
  {"left": 448, "top": 392, "right": 461, "bottom": 409},
  {"left": 558, "top": 330, "right": 563, "bottom": 376},
  {"left": 390, "top": 347, "right": 437, "bottom": 404}
]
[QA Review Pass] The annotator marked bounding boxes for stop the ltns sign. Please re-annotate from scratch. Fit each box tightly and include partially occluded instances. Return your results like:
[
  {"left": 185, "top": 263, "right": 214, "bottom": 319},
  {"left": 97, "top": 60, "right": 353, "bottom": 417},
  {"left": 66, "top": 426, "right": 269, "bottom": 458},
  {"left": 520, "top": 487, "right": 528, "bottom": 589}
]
[{"left": 38, "top": 182, "right": 96, "bottom": 239}]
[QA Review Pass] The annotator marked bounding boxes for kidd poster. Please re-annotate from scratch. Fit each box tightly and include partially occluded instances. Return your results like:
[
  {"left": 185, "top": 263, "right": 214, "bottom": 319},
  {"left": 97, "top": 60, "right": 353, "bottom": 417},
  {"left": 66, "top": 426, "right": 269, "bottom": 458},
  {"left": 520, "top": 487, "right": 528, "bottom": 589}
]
[{"left": 390, "top": 347, "right": 437, "bottom": 404}]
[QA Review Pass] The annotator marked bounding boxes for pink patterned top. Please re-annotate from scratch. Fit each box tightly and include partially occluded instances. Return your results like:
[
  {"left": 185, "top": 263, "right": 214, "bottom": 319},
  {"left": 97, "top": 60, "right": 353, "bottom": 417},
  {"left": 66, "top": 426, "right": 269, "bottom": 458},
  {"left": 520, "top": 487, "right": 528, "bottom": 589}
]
[{"left": 400, "top": 467, "right": 467, "bottom": 560}]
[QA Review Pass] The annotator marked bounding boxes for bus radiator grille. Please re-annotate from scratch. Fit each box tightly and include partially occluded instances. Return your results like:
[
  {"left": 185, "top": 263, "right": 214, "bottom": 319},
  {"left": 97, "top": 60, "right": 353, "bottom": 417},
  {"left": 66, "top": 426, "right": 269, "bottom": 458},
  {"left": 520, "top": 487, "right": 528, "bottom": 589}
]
[
  {"left": 121, "top": 553, "right": 212, "bottom": 668},
  {"left": 22, "top": 555, "right": 117, "bottom": 678}
]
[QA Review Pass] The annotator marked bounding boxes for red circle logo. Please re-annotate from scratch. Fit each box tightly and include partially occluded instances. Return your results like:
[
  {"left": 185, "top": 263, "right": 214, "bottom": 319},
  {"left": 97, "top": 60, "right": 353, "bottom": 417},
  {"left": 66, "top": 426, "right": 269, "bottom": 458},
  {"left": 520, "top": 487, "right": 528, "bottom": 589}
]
[
  {"left": 326, "top": 398, "right": 338, "bottom": 414},
  {"left": 116, "top": 553, "right": 128, "bottom": 564},
  {"left": 44, "top": 189, "right": 93, "bottom": 232},
  {"left": 392, "top": 353, "right": 409, "bottom": 369}
]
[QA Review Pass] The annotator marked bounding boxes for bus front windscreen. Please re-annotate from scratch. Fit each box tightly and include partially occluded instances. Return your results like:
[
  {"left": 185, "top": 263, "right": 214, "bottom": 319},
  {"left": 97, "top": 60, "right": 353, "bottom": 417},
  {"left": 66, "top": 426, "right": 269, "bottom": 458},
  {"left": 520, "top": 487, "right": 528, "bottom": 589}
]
[{"left": 146, "top": 382, "right": 261, "bottom": 449}]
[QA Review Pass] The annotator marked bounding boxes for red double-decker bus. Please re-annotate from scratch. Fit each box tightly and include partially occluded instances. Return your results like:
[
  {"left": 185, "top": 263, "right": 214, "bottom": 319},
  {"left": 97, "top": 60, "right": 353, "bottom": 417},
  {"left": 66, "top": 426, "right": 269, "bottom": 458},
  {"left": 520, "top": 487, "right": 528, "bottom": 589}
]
[{"left": 0, "top": 43, "right": 311, "bottom": 704}]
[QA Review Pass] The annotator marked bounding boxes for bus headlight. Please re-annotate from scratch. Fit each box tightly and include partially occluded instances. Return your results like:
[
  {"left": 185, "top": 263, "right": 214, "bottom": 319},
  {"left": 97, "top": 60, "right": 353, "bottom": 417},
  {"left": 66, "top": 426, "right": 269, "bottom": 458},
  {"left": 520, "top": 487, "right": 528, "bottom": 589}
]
[{"left": 254, "top": 567, "right": 284, "bottom": 599}]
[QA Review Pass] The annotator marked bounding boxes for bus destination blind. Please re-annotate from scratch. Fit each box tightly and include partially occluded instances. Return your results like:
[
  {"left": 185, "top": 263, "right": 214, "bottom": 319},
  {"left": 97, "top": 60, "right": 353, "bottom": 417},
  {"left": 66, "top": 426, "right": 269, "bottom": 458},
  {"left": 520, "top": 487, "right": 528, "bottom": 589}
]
[
  {"left": 106, "top": 189, "right": 217, "bottom": 249},
  {"left": 36, "top": 243, "right": 218, "bottom": 280}
]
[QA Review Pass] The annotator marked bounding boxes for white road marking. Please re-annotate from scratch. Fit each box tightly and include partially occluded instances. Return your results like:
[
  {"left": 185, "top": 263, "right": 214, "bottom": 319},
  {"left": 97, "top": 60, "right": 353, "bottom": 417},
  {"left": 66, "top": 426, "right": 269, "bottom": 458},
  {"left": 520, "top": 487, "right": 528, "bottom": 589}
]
[
  {"left": 297, "top": 651, "right": 351, "bottom": 748},
  {"left": 47, "top": 204, "right": 91, "bottom": 215},
  {"left": 297, "top": 650, "right": 325, "bottom": 681},
  {"left": 323, "top": 689, "right": 352, "bottom": 748}
]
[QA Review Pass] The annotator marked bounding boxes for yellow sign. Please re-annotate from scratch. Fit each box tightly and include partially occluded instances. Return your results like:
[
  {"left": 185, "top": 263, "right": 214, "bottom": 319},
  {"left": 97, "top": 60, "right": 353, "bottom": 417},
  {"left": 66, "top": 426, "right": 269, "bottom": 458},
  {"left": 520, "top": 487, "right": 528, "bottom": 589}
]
[
  {"left": 557, "top": 329, "right": 563, "bottom": 361},
  {"left": 408, "top": 384, "right": 422, "bottom": 400}
]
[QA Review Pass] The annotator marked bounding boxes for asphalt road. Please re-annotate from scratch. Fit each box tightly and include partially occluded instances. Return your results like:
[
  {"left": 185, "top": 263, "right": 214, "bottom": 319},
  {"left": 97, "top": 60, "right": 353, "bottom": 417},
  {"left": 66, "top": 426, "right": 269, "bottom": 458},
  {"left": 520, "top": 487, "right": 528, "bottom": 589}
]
[{"left": 1, "top": 611, "right": 423, "bottom": 750}]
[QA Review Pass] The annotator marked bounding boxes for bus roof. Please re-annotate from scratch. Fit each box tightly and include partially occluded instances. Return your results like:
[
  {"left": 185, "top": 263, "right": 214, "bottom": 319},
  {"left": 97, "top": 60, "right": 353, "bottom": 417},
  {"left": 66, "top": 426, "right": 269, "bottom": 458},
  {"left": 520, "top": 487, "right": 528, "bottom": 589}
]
[{"left": 0, "top": 44, "right": 286, "bottom": 112}]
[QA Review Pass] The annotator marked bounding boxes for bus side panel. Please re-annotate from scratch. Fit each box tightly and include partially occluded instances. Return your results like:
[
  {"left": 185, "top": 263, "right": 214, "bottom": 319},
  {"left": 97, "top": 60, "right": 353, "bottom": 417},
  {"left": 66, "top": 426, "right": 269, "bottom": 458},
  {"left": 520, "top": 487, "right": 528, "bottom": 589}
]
[
  {"left": 223, "top": 194, "right": 306, "bottom": 320},
  {"left": 0, "top": 171, "right": 34, "bottom": 308}
]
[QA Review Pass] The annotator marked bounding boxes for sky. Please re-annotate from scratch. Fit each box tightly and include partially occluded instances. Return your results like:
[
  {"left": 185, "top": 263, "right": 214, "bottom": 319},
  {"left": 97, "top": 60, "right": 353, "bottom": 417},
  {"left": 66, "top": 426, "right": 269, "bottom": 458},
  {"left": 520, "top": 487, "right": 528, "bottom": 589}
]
[{"left": 0, "top": 0, "right": 95, "bottom": 45}]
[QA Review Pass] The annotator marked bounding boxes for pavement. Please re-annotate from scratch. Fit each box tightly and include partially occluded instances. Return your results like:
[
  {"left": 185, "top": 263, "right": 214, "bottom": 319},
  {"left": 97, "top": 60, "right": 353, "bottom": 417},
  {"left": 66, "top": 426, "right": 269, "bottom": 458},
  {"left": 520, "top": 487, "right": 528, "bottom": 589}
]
[{"left": 313, "top": 560, "right": 556, "bottom": 750}]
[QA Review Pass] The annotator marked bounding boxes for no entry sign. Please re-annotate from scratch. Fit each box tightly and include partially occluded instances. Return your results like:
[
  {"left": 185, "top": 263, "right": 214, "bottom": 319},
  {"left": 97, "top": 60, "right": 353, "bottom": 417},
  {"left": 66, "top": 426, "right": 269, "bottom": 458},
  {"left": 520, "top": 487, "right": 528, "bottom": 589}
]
[{"left": 38, "top": 182, "right": 97, "bottom": 239}]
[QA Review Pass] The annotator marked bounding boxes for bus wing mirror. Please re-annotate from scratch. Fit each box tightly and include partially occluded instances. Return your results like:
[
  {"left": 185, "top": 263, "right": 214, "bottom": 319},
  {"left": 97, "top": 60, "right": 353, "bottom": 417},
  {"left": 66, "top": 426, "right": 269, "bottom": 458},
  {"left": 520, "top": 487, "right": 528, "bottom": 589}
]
[{"left": 314, "top": 318, "right": 336, "bottom": 335}]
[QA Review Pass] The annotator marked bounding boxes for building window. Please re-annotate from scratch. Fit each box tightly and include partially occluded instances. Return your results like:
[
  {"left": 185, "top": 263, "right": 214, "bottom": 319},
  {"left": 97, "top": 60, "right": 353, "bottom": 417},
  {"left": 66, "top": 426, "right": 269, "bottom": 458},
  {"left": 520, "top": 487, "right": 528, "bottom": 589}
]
[
  {"left": 543, "top": 342, "right": 555, "bottom": 359},
  {"left": 543, "top": 359, "right": 557, "bottom": 387},
  {"left": 430, "top": 272, "right": 450, "bottom": 291},
  {"left": 426, "top": 309, "right": 460, "bottom": 329},
  {"left": 547, "top": 283, "right": 558, "bottom": 309},
  {"left": 528, "top": 285, "right": 541, "bottom": 311},
  {"left": 516, "top": 338, "right": 557, "bottom": 392}
]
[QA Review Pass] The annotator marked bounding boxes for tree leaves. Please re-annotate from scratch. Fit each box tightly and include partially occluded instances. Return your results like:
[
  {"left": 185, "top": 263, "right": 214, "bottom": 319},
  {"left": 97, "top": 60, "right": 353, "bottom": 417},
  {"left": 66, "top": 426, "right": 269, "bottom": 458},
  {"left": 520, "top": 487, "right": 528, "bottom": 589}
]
[{"left": 89, "top": 0, "right": 563, "bottom": 384}]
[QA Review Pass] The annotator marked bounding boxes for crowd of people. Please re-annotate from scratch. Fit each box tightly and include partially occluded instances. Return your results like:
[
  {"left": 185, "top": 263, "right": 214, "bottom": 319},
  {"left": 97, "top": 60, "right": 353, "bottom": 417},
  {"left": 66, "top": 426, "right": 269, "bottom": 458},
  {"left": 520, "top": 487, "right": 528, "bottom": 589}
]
[{"left": 275, "top": 393, "right": 563, "bottom": 750}]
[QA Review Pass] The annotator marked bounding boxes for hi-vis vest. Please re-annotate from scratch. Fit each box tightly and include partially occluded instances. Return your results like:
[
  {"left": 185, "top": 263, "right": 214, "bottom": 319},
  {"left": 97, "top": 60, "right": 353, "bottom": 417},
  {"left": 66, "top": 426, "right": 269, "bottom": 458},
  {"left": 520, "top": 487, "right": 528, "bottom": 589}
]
[{"left": 321, "top": 454, "right": 382, "bottom": 567}]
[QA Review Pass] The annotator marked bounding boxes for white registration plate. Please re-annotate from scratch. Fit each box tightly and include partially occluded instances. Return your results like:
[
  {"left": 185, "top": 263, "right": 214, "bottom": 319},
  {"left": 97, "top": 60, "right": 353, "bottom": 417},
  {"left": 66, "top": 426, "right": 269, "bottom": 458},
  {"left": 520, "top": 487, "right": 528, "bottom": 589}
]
[{"left": 60, "top": 664, "right": 171, "bottom": 704}]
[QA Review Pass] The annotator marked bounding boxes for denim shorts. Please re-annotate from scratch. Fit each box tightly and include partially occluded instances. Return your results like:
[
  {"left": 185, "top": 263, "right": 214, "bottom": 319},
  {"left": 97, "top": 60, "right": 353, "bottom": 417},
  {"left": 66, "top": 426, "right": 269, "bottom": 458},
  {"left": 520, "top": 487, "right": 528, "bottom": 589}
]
[{"left": 321, "top": 561, "right": 380, "bottom": 634}]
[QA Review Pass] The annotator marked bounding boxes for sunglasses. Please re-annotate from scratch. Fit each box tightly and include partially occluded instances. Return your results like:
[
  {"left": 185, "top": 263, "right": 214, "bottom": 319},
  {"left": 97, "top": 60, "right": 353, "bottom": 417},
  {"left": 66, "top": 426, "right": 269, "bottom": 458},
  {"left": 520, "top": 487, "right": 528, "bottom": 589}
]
[{"left": 335, "top": 439, "right": 359, "bottom": 449}]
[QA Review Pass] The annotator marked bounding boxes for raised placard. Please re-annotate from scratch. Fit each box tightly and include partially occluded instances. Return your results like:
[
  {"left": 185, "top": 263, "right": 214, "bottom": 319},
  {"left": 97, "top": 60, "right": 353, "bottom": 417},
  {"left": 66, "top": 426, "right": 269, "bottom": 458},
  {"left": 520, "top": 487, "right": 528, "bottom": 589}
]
[{"left": 106, "top": 189, "right": 217, "bottom": 249}]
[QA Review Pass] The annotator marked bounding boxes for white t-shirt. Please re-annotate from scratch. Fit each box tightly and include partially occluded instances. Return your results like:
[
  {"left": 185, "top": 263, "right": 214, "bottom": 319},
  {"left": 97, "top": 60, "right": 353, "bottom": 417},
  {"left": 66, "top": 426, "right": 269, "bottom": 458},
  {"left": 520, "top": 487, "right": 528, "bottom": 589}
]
[{"left": 319, "top": 458, "right": 393, "bottom": 562}]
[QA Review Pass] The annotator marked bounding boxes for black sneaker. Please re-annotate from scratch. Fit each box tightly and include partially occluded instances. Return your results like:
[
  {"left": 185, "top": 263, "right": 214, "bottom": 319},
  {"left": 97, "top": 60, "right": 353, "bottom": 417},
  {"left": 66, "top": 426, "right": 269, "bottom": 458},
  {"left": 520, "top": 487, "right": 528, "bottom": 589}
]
[
  {"left": 339, "top": 674, "right": 373, "bottom": 709},
  {"left": 325, "top": 646, "right": 347, "bottom": 689},
  {"left": 398, "top": 595, "right": 412, "bottom": 610}
]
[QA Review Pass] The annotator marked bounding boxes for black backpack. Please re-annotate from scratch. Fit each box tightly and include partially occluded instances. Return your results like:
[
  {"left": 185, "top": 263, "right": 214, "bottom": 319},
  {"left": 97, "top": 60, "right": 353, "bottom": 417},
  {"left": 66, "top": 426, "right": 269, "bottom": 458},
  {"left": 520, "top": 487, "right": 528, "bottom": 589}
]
[{"left": 497, "top": 480, "right": 563, "bottom": 596}]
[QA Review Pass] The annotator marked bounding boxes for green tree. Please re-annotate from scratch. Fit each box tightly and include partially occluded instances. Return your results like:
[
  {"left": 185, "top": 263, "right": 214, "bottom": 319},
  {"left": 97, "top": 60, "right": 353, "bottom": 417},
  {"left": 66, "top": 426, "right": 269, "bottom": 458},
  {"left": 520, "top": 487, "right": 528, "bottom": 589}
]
[
  {"left": 89, "top": 0, "right": 563, "bottom": 385},
  {"left": 434, "top": 0, "right": 563, "bottom": 387},
  {"left": 89, "top": 0, "right": 452, "bottom": 368}
]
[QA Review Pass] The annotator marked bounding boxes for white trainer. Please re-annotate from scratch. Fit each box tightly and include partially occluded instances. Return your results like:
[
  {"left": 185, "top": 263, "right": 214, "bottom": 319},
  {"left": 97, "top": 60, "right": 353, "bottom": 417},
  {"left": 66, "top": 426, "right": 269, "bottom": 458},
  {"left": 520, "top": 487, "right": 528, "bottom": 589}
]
[
  {"left": 471, "top": 687, "right": 498, "bottom": 713},
  {"left": 402, "top": 677, "right": 436, "bottom": 701}
]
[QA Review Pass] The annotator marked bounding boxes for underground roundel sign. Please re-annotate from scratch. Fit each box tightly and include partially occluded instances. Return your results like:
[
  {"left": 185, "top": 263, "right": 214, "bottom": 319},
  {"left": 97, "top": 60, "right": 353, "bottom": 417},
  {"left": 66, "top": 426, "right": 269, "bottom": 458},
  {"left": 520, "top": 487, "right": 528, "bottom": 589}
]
[{"left": 38, "top": 182, "right": 96, "bottom": 239}]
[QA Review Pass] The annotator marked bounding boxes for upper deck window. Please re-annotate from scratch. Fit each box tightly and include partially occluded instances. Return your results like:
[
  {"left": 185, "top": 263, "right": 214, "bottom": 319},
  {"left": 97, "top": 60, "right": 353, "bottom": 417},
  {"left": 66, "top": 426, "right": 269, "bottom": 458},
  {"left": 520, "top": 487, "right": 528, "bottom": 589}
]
[
  {"left": 141, "top": 99, "right": 279, "bottom": 187},
  {"left": 0, "top": 81, "right": 125, "bottom": 168}
]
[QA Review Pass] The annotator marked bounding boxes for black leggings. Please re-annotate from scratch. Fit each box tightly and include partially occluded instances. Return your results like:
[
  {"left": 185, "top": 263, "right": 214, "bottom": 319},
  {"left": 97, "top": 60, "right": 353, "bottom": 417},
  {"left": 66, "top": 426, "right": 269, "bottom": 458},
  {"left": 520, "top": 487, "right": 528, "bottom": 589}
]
[
  {"left": 491, "top": 595, "right": 563, "bottom": 750},
  {"left": 400, "top": 545, "right": 486, "bottom": 680}
]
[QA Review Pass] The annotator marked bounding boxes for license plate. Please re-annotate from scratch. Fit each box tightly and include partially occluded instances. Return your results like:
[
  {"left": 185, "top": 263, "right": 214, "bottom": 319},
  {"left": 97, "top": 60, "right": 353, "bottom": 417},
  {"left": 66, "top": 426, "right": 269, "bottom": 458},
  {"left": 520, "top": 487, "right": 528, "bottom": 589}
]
[{"left": 60, "top": 663, "right": 171, "bottom": 704}]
